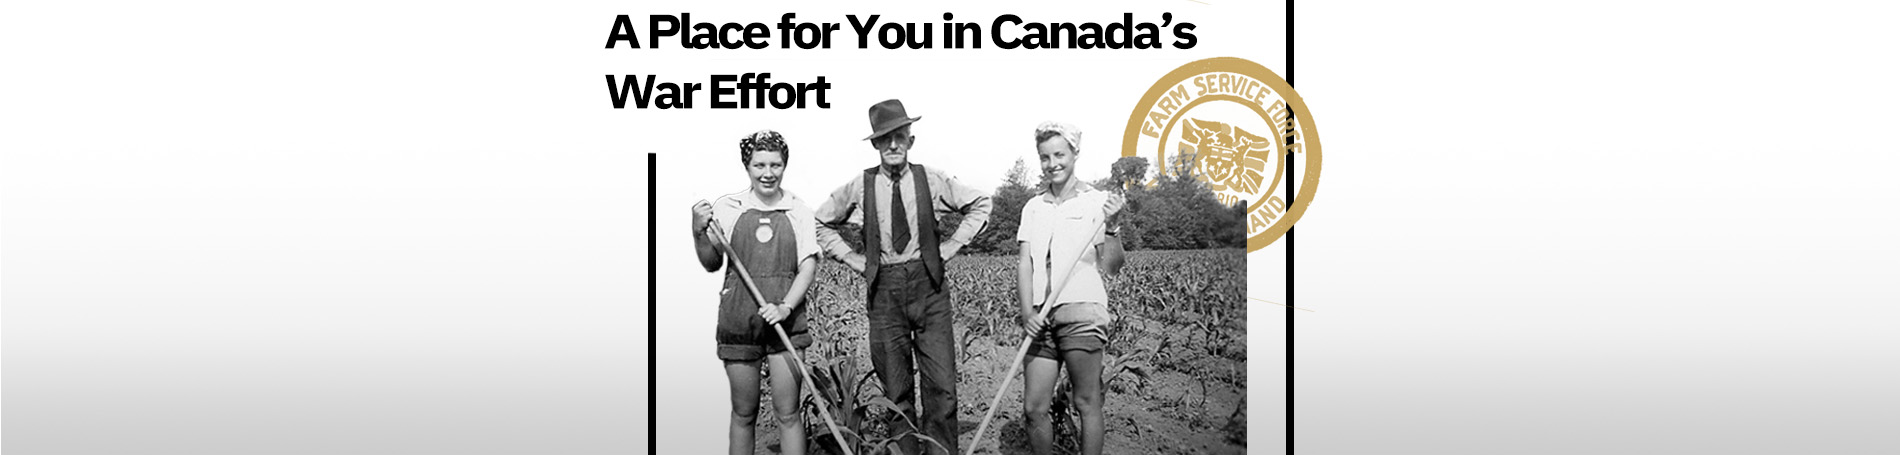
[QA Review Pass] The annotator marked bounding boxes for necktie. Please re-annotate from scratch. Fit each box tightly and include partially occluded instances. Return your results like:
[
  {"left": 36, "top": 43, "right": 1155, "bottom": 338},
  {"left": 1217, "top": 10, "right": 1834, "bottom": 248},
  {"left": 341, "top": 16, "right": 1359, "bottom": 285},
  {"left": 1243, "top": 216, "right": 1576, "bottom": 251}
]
[{"left": 889, "top": 172, "right": 910, "bottom": 255}]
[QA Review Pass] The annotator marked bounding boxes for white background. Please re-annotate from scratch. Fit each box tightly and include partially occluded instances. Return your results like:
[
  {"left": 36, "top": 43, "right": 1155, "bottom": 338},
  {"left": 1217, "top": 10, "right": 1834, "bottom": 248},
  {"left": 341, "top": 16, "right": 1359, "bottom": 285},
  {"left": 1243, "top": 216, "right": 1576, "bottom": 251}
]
[
  {"left": 7, "top": 1, "right": 1899, "bottom": 454},
  {"left": 1289, "top": 2, "right": 1900, "bottom": 453}
]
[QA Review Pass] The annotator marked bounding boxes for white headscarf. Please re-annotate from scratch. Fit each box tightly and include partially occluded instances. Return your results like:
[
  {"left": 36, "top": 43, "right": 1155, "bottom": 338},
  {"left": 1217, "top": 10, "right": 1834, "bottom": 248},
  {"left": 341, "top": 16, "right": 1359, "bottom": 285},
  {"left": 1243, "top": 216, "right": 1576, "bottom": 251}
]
[{"left": 1034, "top": 121, "right": 1082, "bottom": 152}]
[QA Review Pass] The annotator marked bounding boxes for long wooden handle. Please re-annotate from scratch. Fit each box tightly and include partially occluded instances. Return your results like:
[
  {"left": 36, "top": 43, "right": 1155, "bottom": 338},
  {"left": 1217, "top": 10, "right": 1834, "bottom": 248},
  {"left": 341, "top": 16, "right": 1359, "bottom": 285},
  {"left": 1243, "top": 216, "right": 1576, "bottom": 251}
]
[
  {"left": 705, "top": 223, "right": 854, "bottom": 455},
  {"left": 962, "top": 215, "right": 1109, "bottom": 455}
]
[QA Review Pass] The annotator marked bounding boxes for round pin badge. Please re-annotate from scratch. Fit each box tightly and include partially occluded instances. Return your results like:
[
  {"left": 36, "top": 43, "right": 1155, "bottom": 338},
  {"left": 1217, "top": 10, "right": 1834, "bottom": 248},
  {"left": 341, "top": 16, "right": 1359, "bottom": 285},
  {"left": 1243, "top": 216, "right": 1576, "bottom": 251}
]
[{"left": 754, "top": 223, "right": 774, "bottom": 243}]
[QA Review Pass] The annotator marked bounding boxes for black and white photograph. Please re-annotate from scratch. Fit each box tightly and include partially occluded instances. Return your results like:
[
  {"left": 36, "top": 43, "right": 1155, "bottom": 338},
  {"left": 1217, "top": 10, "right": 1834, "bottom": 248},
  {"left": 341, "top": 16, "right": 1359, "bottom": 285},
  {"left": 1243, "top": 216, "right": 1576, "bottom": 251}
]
[
  {"left": 661, "top": 96, "right": 1251, "bottom": 455},
  {"left": 646, "top": 5, "right": 1289, "bottom": 453}
]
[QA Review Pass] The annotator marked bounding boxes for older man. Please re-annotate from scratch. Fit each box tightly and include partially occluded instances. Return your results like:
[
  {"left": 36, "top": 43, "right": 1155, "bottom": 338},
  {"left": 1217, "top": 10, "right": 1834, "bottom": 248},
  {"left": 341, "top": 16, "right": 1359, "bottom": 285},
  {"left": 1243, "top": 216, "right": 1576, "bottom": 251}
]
[{"left": 814, "top": 99, "right": 991, "bottom": 455}]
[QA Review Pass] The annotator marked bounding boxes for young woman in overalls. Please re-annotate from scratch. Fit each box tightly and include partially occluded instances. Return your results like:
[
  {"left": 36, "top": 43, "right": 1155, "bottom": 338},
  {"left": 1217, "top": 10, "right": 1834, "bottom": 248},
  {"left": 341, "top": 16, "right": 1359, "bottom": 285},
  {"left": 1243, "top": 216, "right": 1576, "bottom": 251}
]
[{"left": 690, "top": 130, "right": 820, "bottom": 455}]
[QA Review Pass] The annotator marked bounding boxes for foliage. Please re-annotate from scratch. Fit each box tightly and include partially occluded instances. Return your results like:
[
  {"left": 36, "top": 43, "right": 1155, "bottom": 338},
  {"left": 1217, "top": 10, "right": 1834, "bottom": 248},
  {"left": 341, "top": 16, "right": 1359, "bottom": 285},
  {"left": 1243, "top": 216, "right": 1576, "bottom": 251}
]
[
  {"left": 792, "top": 249, "right": 1247, "bottom": 454},
  {"left": 1109, "top": 156, "right": 1149, "bottom": 191},
  {"left": 963, "top": 154, "right": 1247, "bottom": 254},
  {"left": 960, "top": 158, "right": 1038, "bottom": 256},
  {"left": 805, "top": 357, "right": 951, "bottom": 455}
]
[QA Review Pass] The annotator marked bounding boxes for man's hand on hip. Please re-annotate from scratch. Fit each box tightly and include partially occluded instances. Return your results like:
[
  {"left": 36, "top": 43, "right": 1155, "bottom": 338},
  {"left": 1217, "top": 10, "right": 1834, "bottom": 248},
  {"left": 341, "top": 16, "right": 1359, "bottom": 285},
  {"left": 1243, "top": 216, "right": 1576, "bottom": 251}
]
[
  {"left": 841, "top": 252, "right": 868, "bottom": 273},
  {"left": 939, "top": 240, "right": 964, "bottom": 261}
]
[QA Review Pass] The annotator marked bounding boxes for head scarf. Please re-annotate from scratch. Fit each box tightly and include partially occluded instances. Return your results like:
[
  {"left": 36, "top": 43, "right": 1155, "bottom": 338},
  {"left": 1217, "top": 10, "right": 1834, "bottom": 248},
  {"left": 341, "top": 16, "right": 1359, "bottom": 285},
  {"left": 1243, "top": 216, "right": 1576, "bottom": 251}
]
[{"left": 1034, "top": 121, "right": 1082, "bottom": 153}]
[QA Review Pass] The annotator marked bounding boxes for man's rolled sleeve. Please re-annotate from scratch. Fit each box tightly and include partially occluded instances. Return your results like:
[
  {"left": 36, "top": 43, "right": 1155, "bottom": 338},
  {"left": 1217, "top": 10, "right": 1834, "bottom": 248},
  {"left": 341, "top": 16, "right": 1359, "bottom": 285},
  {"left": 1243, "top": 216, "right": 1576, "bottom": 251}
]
[
  {"left": 813, "top": 177, "right": 863, "bottom": 260},
  {"left": 932, "top": 168, "right": 992, "bottom": 245}
]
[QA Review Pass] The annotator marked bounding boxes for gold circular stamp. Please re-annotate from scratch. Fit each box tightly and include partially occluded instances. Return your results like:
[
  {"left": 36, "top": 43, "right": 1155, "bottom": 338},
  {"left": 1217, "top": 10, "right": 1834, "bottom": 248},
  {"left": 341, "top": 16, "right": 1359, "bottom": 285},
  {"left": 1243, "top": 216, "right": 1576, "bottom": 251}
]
[{"left": 1122, "top": 57, "right": 1321, "bottom": 252}]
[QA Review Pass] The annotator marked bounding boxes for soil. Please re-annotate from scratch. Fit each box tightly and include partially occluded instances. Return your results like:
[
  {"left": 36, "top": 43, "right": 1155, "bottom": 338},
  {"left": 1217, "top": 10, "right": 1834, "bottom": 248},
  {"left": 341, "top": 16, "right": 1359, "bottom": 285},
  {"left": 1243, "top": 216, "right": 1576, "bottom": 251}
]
[{"left": 749, "top": 251, "right": 1246, "bottom": 455}]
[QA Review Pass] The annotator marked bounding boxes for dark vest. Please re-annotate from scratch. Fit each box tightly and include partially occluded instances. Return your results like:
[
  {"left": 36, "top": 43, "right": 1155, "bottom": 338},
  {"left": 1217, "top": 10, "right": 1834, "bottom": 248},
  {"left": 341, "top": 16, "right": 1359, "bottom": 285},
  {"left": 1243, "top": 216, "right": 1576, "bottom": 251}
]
[{"left": 861, "top": 164, "right": 945, "bottom": 290}]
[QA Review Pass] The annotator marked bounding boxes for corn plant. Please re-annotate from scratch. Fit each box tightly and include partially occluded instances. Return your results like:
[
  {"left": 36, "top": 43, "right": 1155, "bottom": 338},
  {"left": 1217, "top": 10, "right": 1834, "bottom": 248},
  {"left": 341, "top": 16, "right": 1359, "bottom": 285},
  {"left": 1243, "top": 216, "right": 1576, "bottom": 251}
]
[
  {"left": 801, "top": 249, "right": 1246, "bottom": 454},
  {"left": 805, "top": 357, "right": 952, "bottom": 455},
  {"left": 1103, "top": 339, "right": 1160, "bottom": 395}
]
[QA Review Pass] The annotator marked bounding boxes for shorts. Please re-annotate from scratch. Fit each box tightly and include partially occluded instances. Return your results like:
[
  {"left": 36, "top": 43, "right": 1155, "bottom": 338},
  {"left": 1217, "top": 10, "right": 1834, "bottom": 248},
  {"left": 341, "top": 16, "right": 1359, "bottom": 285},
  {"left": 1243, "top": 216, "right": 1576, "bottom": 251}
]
[
  {"left": 715, "top": 275, "right": 812, "bottom": 362},
  {"left": 1028, "top": 301, "right": 1114, "bottom": 360},
  {"left": 718, "top": 330, "right": 812, "bottom": 362}
]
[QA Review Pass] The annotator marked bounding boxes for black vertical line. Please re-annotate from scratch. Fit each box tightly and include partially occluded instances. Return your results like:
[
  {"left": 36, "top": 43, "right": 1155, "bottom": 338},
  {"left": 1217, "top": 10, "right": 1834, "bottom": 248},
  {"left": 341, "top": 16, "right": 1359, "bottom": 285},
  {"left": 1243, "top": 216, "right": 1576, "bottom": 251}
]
[
  {"left": 1285, "top": 1, "right": 1296, "bottom": 455},
  {"left": 647, "top": 152, "right": 658, "bottom": 455}
]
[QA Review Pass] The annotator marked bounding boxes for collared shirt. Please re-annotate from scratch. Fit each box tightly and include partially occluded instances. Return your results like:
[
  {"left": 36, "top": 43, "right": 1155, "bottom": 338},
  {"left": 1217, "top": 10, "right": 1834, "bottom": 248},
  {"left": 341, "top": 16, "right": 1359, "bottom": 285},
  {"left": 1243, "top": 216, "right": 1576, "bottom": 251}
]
[
  {"left": 1018, "top": 180, "right": 1110, "bottom": 306},
  {"left": 712, "top": 189, "right": 820, "bottom": 263},
  {"left": 815, "top": 164, "right": 992, "bottom": 264}
]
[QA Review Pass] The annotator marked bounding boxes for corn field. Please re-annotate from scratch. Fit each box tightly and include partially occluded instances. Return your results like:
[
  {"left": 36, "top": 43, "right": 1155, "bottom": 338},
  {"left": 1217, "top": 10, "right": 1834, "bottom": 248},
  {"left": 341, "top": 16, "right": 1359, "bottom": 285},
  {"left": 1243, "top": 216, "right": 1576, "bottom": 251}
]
[{"left": 756, "top": 249, "right": 1247, "bottom": 455}]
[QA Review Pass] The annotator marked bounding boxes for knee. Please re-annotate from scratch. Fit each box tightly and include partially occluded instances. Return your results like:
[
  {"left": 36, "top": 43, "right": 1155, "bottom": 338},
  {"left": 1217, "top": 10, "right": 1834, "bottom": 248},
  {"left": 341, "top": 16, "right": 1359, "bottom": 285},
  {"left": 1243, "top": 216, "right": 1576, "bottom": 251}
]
[
  {"left": 1023, "top": 396, "right": 1052, "bottom": 423},
  {"left": 1071, "top": 390, "right": 1104, "bottom": 417},
  {"left": 774, "top": 400, "right": 803, "bottom": 427},
  {"left": 731, "top": 404, "right": 758, "bottom": 427},
  {"left": 776, "top": 407, "right": 802, "bottom": 427}
]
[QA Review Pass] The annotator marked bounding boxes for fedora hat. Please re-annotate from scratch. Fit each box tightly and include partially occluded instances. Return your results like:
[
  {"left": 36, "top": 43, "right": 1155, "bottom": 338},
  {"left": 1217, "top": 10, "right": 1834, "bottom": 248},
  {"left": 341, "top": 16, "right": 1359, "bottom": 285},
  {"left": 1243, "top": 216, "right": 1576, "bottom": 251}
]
[{"left": 863, "top": 99, "right": 922, "bottom": 141}]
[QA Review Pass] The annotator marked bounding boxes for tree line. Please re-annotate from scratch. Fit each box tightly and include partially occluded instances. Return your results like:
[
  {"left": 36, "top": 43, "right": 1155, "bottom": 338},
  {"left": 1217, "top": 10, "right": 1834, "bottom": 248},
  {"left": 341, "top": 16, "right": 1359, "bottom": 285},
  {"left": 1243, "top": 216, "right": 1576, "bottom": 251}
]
[{"left": 954, "top": 153, "right": 1248, "bottom": 255}]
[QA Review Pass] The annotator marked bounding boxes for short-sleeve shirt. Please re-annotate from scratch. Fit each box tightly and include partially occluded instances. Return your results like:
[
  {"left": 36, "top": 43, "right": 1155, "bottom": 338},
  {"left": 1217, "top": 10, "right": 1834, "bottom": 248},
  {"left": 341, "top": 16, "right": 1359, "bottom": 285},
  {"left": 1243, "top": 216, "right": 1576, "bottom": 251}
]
[
  {"left": 712, "top": 189, "right": 819, "bottom": 263},
  {"left": 1018, "top": 181, "right": 1110, "bottom": 306}
]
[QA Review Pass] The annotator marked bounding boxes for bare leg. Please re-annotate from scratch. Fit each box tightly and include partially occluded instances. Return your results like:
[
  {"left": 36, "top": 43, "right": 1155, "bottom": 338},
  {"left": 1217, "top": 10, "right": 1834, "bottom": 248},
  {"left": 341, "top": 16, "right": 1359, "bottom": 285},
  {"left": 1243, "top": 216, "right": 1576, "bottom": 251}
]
[
  {"left": 767, "top": 351, "right": 806, "bottom": 455},
  {"left": 1022, "top": 355, "right": 1063, "bottom": 455},
  {"left": 1063, "top": 349, "right": 1106, "bottom": 455},
  {"left": 725, "top": 360, "right": 763, "bottom": 455}
]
